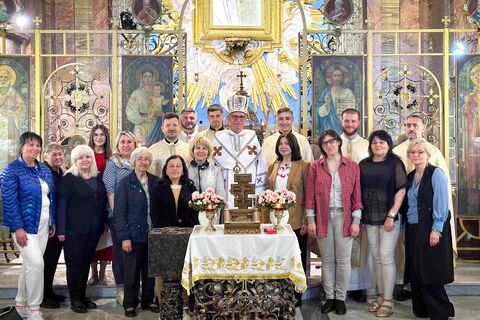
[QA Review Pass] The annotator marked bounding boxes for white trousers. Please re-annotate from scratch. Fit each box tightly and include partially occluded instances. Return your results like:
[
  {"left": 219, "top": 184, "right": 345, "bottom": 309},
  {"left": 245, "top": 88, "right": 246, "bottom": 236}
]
[
  {"left": 12, "top": 207, "right": 50, "bottom": 310},
  {"left": 317, "top": 209, "right": 353, "bottom": 301},
  {"left": 365, "top": 220, "right": 401, "bottom": 301}
]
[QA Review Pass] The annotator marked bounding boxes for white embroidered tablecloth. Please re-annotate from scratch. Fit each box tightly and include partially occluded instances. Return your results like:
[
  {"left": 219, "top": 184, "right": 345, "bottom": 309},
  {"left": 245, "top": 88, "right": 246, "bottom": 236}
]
[{"left": 181, "top": 224, "right": 307, "bottom": 295}]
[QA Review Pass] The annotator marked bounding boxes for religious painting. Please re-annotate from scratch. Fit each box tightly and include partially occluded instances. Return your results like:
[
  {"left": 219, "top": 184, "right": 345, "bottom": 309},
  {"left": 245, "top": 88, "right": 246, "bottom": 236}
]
[
  {"left": 0, "top": 56, "right": 29, "bottom": 169},
  {"left": 324, "top": 0, "right": 353, "bottom": 26},
  {"left": 311, "top": 56, "right": 363, "bottom": 138},
  {"left": 122, "top": 56, "right": 173, "bottom": 146},
  {"left": 0, "top": 0, "right": 17, "bottom": 24},
  {"left": 212, "top": 0, "right": 262, "bottom": 27},
  {"left": 457, "top": 55, "right": 480, "bottom": 216},
  {"left": 132, "top": 0, "right": 161, "bottom": 26},
  {"left": 193, "top": 0, "right": 281, "bottom": 44},
  {"left": 465, "top": 0, "right": 480, "bottom": 23}
]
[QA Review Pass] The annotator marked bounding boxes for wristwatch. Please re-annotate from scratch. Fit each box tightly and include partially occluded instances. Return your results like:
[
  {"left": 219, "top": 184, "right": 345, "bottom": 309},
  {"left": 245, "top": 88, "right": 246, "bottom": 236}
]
[{"left": 387, "top": 212, "right": 397, "bottom": 219}]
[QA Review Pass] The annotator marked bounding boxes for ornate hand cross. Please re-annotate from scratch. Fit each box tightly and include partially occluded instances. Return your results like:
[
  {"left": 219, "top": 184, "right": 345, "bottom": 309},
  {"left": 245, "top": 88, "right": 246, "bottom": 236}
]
[{"left": 229, "top": 174, "right": 255, "bottom": 209}]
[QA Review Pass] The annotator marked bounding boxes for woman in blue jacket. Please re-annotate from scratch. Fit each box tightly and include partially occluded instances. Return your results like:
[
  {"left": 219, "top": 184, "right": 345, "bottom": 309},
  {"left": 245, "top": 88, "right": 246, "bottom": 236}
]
[
  {"left": 1, "top": 132, "right": 55, "bottom": 320},
  {"left": 114, "top": 147, "right": 160, "bottom": 318}
]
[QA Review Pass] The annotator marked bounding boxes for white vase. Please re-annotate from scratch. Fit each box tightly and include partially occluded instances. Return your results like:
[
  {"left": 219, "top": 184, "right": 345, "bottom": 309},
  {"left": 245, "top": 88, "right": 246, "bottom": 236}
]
[{"left": 269, "top": 209, "right": 289, "bottom": 226}]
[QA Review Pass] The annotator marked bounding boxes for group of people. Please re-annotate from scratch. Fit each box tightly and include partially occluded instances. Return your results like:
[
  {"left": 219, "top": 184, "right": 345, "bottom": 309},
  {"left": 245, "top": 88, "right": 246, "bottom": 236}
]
[
  {"left": 303, "top": 111, "right": 454, "bottom": 319},
  {"left": 0, "top": 101, "right": 455, "bottom": 320}
]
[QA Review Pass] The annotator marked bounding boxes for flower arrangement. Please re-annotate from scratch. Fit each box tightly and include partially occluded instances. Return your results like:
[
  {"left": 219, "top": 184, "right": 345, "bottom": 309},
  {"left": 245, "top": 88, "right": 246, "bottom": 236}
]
[
  {"left": 189, "top": 187, "right": 226, "bottom": 212},
  {"left": 256, "top": 189, "right": 296, "bottom": 210}
]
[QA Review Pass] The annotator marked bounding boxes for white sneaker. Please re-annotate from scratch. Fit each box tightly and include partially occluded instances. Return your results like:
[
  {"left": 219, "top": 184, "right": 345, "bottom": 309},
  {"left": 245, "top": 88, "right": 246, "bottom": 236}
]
[
  {"left": 15, "top": 305, "right": 29, "bottom": 318},
  {"left": 116, "top": 291, "right": 124, "bottom": 305}
]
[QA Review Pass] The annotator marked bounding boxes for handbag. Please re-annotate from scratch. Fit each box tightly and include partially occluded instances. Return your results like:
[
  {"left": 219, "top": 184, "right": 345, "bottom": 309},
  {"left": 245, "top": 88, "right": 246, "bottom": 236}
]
[
  {"left": 95, "top": 229, "right": 113, "bottom": 251},
  {"left": 0, "top": 306, "right": 22, "bottom": 320}
]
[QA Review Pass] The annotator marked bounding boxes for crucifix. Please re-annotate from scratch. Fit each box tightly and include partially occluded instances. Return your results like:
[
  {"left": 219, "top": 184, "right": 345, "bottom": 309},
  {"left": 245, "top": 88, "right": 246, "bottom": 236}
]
[{"left": 236, "top": 71, "right": 248, "bottom": 96}]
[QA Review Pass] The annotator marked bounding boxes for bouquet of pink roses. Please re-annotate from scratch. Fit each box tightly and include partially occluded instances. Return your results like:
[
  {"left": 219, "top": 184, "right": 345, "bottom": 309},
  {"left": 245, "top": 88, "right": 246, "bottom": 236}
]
[
  {"left": 256, "top": 188, "right": 296, "bottom": 210},
  {"left": 189, "top": 187, "right": 226, "bottom": 212}
]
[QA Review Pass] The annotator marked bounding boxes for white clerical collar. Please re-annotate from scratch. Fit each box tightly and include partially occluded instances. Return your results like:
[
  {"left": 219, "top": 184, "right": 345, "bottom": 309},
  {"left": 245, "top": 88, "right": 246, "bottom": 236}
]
[
  {"left": 228, "top": 129, "right": 245, "bottom": 137},
  {"left": 162, "top": 139, "right": 179, "bottom": 145},
  {"left": 181, "top": 126, "right": 198, "bottom": 136},
  {"left": 341, "top": 133, "right": 362, "bottom": 142}
]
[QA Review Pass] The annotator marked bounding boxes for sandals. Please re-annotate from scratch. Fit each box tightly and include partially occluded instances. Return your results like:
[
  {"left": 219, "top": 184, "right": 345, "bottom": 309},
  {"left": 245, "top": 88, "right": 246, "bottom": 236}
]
[
  {"left": 87, "top": 276, "right": 98, "bottom": 286},
  {"left": 368, "top": 296, "right": 383, "bottom": 312},
  {"left": 376, "top": 300, "right": 394, "bottom": 317}
]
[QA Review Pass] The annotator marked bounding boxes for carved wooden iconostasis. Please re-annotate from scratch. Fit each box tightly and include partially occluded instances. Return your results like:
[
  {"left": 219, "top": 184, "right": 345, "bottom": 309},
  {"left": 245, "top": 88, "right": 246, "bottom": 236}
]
[{"left": 0, "top": 0, "right": 480, "bottom": 258}]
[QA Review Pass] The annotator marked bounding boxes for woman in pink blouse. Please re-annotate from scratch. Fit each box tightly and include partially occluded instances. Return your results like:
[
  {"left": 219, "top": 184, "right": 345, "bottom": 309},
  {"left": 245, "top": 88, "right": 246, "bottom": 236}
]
[{"left": 306, "top": 129, "right": 363, "bottom": 315}]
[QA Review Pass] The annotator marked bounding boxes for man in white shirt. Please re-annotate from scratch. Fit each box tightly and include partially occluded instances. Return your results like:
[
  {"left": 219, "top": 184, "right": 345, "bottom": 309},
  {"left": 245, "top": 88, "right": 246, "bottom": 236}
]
[
  {"left": 212, "top": 104, "right": 267, "bottom": 209},
  {"left": 178, "top": 108, "right": 198, "bottom": 143},
  {"left": 199, "top": 104, "right": 225, "bottom": 143},
  {"left": 148, "top": 112, "right": 190, "bottom": 176},
  {"left": 262, "top": 107, "right": 314, "bottom": 165},
  {"left": 339, "top": 108, "right": 372, "bottom": 303}
]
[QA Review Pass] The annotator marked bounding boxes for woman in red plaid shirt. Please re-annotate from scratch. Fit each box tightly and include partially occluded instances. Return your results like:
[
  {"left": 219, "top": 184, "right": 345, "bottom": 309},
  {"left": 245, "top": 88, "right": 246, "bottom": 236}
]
[{"left": 306, "top": 129, "right": 363, "bottom": 315}]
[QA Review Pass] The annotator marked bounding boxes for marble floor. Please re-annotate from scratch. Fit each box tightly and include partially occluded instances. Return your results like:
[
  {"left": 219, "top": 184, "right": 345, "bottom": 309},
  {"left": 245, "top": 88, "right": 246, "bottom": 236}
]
[
  {"left": 1, "top": 296, "right": 479, "bottom": 319},
  {"left": 1, "top": 254, "right": 480, "bottom": 319}
]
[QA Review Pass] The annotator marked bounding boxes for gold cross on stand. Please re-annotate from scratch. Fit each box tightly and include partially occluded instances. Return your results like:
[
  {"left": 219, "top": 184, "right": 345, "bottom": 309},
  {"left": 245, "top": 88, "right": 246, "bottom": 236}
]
[
  {"left": 229, "top": 174, "right": 255, "bottom": 210},
  {"left": 224, "top": 163, "right": 261, "bottom": 234}
]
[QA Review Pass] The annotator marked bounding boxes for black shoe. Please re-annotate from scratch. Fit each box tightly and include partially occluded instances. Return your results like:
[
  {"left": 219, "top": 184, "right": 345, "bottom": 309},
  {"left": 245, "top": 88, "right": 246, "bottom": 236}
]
[
  {"left": 347, "top": 290, "right": 367, "bottom": 303},
  {"left": 141, "top": 304, "right": 160, "bottom": 313},
  {"left": 125, "top": 307, "right": 136, "bottom": 318},
  {"left": 52, "top": 293, "right": 66, "bottom": 302},
  {"left": 394, "top": 289, "right": 412, "bottom": 302},
  {"left": 70, "top": 300, "right": 87, "bottom": 313},
  {"left": 335, "top": 299, "right": 346, "bottom": 315},
  {"left": 40, "top": 297, "right": 60, "bottom": 309},
  {"left": 321, "top": 299, "right": 336, "bottom": 313},
  {"left": 335, "top": 299, "right": 347, "bottom": 316},
  {"left": 82, "top": 297, "right": 97, "bottom": 309}
]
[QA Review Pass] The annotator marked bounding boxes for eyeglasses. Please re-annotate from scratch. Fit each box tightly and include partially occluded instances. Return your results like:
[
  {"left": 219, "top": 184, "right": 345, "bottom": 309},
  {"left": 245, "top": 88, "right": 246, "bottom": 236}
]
[
  {"left": 321, "top": 138, "right": 337, "bottom": 146},
  {"left": 230, "top": 115, "right": 246, "bottom": 120},
  {"left": 136, "top": 157, "right": 151, "bottom": 163},
  {"left": 409, "top": 150, "right": 426, "bottom": 156},
  {"left": 403, "top": 123, "right": 419, "bottom": 128}
]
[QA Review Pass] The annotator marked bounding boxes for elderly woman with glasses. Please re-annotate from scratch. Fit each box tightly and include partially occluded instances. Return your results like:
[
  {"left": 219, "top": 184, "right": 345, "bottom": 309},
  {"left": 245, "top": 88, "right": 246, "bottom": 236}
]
[
  {"left": 114, "top": 147, "right": 160, "bottom": 318},
  {"left": 306, "top": 129, "right": 363, "bottom": 315},
  {"left": 57, "top": 145, "right": 108, "bottom": 314},
  {"left": 402, "top": 139, "right": 454, "bottom": 320}
]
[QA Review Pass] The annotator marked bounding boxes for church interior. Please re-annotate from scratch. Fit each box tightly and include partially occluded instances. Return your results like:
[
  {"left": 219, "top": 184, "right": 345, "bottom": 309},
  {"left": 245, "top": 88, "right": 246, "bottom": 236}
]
[{"left": 1, "top": 0, "right": 480, "bottom": 319}]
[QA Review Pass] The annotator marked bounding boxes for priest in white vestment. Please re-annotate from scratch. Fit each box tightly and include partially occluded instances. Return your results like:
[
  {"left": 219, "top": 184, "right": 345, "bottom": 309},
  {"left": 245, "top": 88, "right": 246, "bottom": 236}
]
[
  {"left": 178, "top": 108, "right": 199, "bottom": 143},
  {"left": 199, "top": 104, "right": 225, "bottom": 143},
  {"left": 262, "top": 107, "right": 313, "bottom": 165},
  {"left": 340, "top": 109, "right": 373, "bottom": 303},
  {"left": 148, "top": 112, "right": 190, "bottom": 176},
  {"left": 393, "top": 114, "right": 456, "bottom": 254},
  {"left": 212, "top": 96, "right": 267, "bottom": 209}
]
